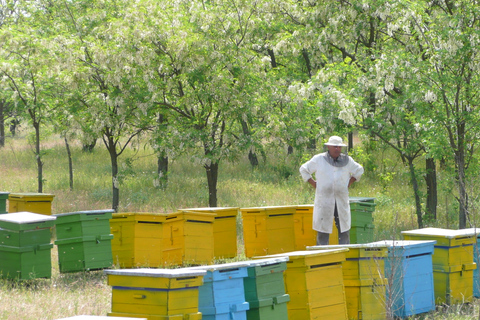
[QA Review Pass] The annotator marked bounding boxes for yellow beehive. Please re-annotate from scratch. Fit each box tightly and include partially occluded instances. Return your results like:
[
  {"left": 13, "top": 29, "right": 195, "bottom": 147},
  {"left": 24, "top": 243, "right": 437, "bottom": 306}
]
[
  {"left": 241, "top": 206, "right": 296, "bottom": 257},
  {"left": 178, "top": 207, "right": 239, "bottom": 259},
  {"left": 163, "top": 211, "right": 215, "bottom": 266},
  {"left": 308, "top": 244, "right": 388, "bottom": 320},
  {"left": 294, "top": 205, "right": 339, "bottom": 247},
  {"left": 8, "top": 193, "right": 55, "bottom": 215},
  {"left": 402, "top": 227, "right": 477, "bottom": 304},
  {"left": 255, "top": 248, "right": 349, "bottom": 320},
  {"left": 105, "top": 268, "right": 205, "bottom": 319},
  {"left": 110, "top": 212, "right": 168, "bottom": 268}
]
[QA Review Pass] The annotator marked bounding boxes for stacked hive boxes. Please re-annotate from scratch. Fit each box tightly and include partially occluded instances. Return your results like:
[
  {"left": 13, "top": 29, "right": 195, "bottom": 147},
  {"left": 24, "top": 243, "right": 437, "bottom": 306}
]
[
  {"left": 371, "top": 240, "right": 436, "bottom": 317},
  {"left": 241, "top": 206, "right": 296, "bottom": 258},
  {"left": 55, "top": 209, "right": 114, "bottom": 273},
  {"left": 0, "top": 192, "right": 9, "bottom": 214},
  {"left": 105, "top": 268, "right": 206, "bottom": 319},
  {"left": 178, "top": 207, "right": 239, "bottom": 259},
  {"left": 309, "top": 243, "right": 388, "bottom": 320},
  {"left": 189, "top": 261, "right": 250, "bottom": 320},
  {"left": 349, "top": 197, "right": 376, "bottom": 244},
  {"left": 243, "top": 257, "right": 290, "bottom": 320},
  {"left": 0, "top": 212, "right": 56, "bottom": 280},
  {"left": 464, "top": 228, "right": 480, "bottom": 297},
  {"left": 110, "top": 212, "right": 168, "bottom": 268},
  {"left": 402, "top": 227, "right": 477, "bottom": 304},
  {"left": 163, "top": 211, "right": 216, "bottom": 266},
  {"left": 256, "top": 249, "right": 349, "bottom": 319},
  {"left": 8, "top": 193, "right": 55, "bottom": 215}
]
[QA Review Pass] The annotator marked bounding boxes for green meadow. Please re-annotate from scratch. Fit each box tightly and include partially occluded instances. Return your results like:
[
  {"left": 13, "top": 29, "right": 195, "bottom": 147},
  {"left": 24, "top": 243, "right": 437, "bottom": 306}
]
[{"left": 0, "top": 130, "right": 479, "bottom": 319}]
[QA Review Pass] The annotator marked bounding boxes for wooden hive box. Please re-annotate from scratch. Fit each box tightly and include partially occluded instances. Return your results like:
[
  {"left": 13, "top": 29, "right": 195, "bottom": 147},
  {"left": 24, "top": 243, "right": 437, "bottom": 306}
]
[
  {"left": 110, "top": 212, "right": 168, "bottom": 268},
  {"left": 464, "top": 228, "right": 480, "bottom": 297},
  {"left": 308, "top": 243, "right": 388, "bottom": 320},
  {"left": 255, "top": 248, "right": 349, "bottom": 320},
  {"left": 0, "top": 192, "right": 9, "bottom": 214},
  {"left": 402, "top": 227, "right": 477, "bottom": 304},
  {"left": 349, "top": 197, "right": 375, "bottom": 244},
  {"left": 371, "top": 240, "right": 436, "bottom": 317},
  {"left": 178, "top": 207, "right": 239, "bottom": 259},
  {"left": 243, "top": 257, "right": 290, "bottom": 320},
  {"left": 8, "top": 193, "right": 55, "bottom": 215},
  {"left": 163, "top": 211, "right": 215, "bottom": 266},
  {"left": 0, "top": 211, "right": 56, "bottom": 280},
  {"left": 293, "top": 205, "right": 317, "bottom": 250},
  {"left": 189, "top": 261, "right": 251, "bottom": 320},
  {"left": 240, "top": 206, "right": 295, "bottom": 258},
  {"left": 104, "top": 268, "right": 206, "bottom": 320},
  {"left": 54, "top": 209, "right": 114, "bottom": 273}
]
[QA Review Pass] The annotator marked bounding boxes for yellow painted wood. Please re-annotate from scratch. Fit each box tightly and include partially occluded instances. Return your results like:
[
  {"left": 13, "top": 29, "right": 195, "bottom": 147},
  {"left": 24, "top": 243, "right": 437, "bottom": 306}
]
[
  {"left": 179, "top": 207, "right": 238, "bottom": 259},
  {"left": 163, "top": 211, "right": 215, "bottom": 266},
  {"left": 8, "top": 193, "right": 55, "bottom": 215},
  {"left": 256, "top": 249, "right": 349, "bottom": 320},
  {"left": 344, "top": 283, "right": 387, "bottom": 320},
  {"left": 402, "top": 227, "right": 476, "bottom": 247},
  {"left": 111, "top": 213, "right": 168, "bottom": 268},
  {"left": 433, "top": 264, "right": 476, "bottom": 304},
  {"left": 241, "top": 206, "right": 296, "bottom": 257},
  {"left": 108, "top": 312, "right": 202, "bottom": 320}
]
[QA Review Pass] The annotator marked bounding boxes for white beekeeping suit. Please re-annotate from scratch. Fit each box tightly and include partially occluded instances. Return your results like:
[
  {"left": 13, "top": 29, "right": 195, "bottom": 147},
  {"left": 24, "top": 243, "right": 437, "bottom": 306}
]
[{"left": 300, "top": 137, "right": 364, "bottom": 234}]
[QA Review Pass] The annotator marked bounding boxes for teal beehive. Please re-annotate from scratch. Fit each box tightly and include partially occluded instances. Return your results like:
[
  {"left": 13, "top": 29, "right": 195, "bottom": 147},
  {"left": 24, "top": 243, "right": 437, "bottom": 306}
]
[
  {"left": 55, "top": 209, "right": 114, "bottom": 273},
  {"left": 243, "top": 257, "right": 290, "bottom": 320},
  {"left": 0, "top": 211, "right": 56, "bottom": 280},
  {"left": 190, "top": 261, "right": 251, "bottom": 320}
]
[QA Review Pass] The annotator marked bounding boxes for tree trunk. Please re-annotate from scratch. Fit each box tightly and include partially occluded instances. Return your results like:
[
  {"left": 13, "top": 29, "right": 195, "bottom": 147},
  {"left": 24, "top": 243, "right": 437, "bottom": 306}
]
[
  {"left": 34, "top": 121, "right": 43, "bottom": 193},
  {"left": 408, "top": 157, "right": 423, "bottom": 228},
  {"left": 205, "top": 161, "right": 219, "bottom": 207},
  {"left": 287, "top": 145, "right": 293, "bottom": 155},
  {"left": 82, "top": 139, "right": 97, "bottom": 152},
  {"left": 0, "top": 100, "right": 5, "bottom": 147},
  {"left": 157, "top": 154, "right": 168, "bottom": 188},
  {"left": 425, "top": 157, "right": 437, "bottom": 220},
  {"left": 104, "top": 135, "right": 119, "bottom": 212},
  {"left": 457, "top": 154, "right": 468, "bottom": 229},
  {"left": 348, "top": 132, "right": 353, "bottom": 151},
  {"left": 248, "top": 149, "right": 258, "bottom": 167},
  {"left": 65, "top": 136, "right": 74, "bottom": 191}
]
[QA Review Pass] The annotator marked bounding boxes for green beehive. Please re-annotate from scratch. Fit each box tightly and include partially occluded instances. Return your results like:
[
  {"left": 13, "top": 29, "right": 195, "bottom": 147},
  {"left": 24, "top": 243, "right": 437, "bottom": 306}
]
[
  {"left": 0, "top": 192, "right": 9, "bottom": 214},
  {"left": 350, "top": 197, "right": 376, "bottom": 244},
  {"left": 0, "top": 211, "right": 56, "bottom": 280},
  {"left": 54, "top": 209, "right": 114, "bottom": 273},
  {"left": 243, "top": 257, "right": 290, "bottom": 320}
]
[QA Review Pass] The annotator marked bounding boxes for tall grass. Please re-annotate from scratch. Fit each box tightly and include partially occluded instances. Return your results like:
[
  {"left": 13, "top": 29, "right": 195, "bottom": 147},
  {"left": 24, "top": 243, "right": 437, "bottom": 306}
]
[{"left": 0, "top": 129, "right": 479, "bottom": 319}]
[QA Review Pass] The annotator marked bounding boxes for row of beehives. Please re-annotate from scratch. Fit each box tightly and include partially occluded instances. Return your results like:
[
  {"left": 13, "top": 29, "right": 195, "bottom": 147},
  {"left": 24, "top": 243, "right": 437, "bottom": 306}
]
[{"left": 57, "top": 227, "right": 480, "bottom": 320}]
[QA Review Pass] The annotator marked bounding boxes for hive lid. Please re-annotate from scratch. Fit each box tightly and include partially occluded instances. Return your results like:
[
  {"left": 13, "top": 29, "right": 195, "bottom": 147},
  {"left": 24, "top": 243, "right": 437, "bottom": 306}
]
[
  {"left": 0, "top": 211, "right": 56, "bottom": 224},
  {"left": 188, "top": 260, "right": 254, "bottom": 272},
  {"left": 55, "top": 209, "right": 115, "bottom": 217},
  {"left": 370, "top": 240, "right": 437, "bottom": 248},
  {"left": 9, "top": 192, "right": 55, "bottom": 198},
  {"left": 104, "top": 267, "right": 207, "bottom": 278},
  {"left": 307, "top": 242, "right": 389, "bottom": 250},
  {"left": 401, "top": 227, "right": 478, "bottom": 238},
  {"left": 179, "top": 207, "right": 240, "bottom": 212},
  {"left": 255, "top": 248, "right": 349, "bottom": 259},
  {"left": 349, "top": 197, "right": 375, "bottom": 203}
]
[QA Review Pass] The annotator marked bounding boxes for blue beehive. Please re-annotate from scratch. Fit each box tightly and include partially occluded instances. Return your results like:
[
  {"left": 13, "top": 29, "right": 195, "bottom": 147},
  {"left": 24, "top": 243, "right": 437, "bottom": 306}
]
[
  {"left": 189, "top": 261, "right": 251, "bottom": 320},
  {"left": 371, "top": 240, "right": 436, "bottom": 317},
  {"left": 463, "top": 228, "right": 480, "bottom": 297}
]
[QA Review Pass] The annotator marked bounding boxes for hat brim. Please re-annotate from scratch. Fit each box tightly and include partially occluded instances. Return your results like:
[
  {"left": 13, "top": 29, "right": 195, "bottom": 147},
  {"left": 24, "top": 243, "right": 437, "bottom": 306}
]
[{"left": 325, "top": 143, "right": 347, "bottom": 147}]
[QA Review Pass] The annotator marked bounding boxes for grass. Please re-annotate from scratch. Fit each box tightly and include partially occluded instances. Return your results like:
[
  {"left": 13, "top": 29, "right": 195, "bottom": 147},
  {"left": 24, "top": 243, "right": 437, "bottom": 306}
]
[{"left": 0, "top": 129, "right": 479, "bottom": 319}]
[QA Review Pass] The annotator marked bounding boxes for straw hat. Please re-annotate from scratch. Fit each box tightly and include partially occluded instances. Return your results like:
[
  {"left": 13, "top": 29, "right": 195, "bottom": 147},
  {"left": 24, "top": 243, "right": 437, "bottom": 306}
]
[{"left": 324, "top": 136, "right": 347, "bottom": 147}]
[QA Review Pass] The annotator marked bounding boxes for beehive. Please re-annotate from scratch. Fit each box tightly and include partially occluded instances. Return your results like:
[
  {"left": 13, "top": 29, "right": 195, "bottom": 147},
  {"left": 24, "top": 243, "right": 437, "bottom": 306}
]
[
  {"left": 179, "top": 207, "right": 239, "bottom": 259},
  {"left": 371, "top": 240, "right": 436, "bottom": 317},
  {"left": 163, "top": 211, "right": 215, "bottom": 266},
  {"left": 110, "top": 212, "right": 168, "bottom": 268},
  {"left": 241, "top": 206, "right": 295, "bottom": 257},
  {"left": 55, "top": 209, "right": 114, "bottom": 273},
  {"left": 8, "top": 193, "right": 55, "bottom": 215},
  {"left": 104, "top": 268, "right": 206, "bottom": 319},
  {"left": 308, "top": 243, "right": 388, "bottom": 320},
  {"left": 294, "top": 205, "right": 339, "bottom": 246},
  {"left": 464, "top": 228, "right": 480, "bottom": 297},
  {"left": 189, "top": 261, "right": 251, "bottom": 320},
  {"left": 255, "top": 249, "right": 349, "bottom": 320},
  {"left": 402, "top": 227, "right": 476, "bottom": 304},
  {"left": 0, "top": 192, "right": 9, "bottom": 214},
  {"left": 243, "top": 257, "right": 290, "bottom": 320},
  {"left": 349, "top": 197, "right": 376, "bottom": 244},
  {"left": 0, "top": 211, "right": 56, "bottom": 280},
  {"left": 56, "top": 316, "right": 147, "bottom": 320}
]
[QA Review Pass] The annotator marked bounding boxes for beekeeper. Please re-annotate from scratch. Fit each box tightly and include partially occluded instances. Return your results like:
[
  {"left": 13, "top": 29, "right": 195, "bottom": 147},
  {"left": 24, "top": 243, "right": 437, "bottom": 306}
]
[{"left": 299, "top": 136, "right": 364, "bottom": 245}]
